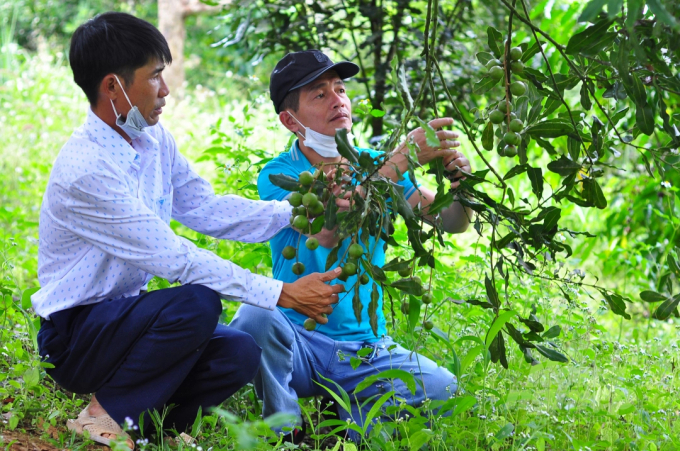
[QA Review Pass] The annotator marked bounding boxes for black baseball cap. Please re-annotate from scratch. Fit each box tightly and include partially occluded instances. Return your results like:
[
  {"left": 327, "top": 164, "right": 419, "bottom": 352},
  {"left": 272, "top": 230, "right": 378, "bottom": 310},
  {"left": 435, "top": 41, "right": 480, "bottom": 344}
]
[{"left": 270, "top": 50, "right": 360, "bottom": 113}]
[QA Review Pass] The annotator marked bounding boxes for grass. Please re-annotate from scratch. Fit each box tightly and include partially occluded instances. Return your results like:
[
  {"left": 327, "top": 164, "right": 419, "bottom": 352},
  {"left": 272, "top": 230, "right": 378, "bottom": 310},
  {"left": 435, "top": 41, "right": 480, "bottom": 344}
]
[{"left": 0, "top": 52, "right": 679, "bottom": 451}]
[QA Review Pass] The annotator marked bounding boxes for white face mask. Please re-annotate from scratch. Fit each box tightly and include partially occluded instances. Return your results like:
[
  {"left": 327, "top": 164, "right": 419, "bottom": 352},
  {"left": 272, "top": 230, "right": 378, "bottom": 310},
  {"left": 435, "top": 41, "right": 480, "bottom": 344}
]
[
  {"left": 287, "top": 112, "right": 354, "bottom": 158},
  {"left": 110, "top": 74, "right": 149, "bottom": 141}
]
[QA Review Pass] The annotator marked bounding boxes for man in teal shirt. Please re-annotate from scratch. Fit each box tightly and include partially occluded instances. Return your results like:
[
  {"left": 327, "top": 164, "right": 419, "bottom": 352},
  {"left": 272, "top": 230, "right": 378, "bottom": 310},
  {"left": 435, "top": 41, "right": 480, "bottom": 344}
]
[{"left": 230, "top": 50, "right": 472, "bottom": 442}]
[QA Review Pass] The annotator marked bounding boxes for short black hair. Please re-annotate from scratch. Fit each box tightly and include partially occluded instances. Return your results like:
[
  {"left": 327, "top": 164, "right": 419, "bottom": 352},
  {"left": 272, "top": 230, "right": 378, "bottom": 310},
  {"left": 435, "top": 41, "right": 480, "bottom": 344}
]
[
  {"left": 279, "top": 88, "right": 300, "bottom": 113},
  {"left": 69, "top": 12, "right": 172, "bottom": 105}
]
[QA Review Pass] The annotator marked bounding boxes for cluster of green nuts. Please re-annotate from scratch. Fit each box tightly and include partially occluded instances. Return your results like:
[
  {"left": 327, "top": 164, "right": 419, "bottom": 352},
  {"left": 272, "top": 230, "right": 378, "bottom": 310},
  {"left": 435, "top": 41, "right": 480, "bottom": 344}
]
[
  {"left": 486, "top": 46, "right": 528, "bottom": 158},
  {"left": 285, "top": 170, "right": 329, "bottom": 276}
]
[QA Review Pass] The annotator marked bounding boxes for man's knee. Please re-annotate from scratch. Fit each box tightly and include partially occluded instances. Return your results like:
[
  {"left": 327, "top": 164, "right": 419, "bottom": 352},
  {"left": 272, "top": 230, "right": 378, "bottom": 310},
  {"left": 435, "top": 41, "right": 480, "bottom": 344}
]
[
  {"left": 229, "top": 304, "right": 286, "bottom": 347},
  {"left": 211, "top": 326, "right": 262, "bottom": 386},
  {"left": 425, "top": 367, "right": 458, "bottom": 402},
  {"left": 233, "top": 331, "right": 262, "bottom": 385}
]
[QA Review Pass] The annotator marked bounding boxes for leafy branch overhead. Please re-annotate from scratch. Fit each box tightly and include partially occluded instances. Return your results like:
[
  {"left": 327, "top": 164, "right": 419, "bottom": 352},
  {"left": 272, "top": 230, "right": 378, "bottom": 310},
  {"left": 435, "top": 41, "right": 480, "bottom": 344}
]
[{"left": 262, "top": 0, "right": 679, "bottom": 369}]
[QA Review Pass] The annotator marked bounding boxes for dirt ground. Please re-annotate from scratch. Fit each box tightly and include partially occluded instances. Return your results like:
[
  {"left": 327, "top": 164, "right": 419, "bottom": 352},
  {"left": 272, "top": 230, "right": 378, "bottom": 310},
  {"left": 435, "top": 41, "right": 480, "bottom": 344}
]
[{"left": 0, "top": 424, "right": 105, "bottom": 451}]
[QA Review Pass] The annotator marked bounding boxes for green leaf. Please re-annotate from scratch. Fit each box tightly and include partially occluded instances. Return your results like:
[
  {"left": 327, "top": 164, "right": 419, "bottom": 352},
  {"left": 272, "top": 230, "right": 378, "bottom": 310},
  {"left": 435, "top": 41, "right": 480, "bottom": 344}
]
[
  {"left": 467, "top": 299, "right": 496, "bottom": 309},
  {"left": 525, "top": 119, "right": 574, "bottom": 138},
  {"left": 21, "top": 287, "right": 40, "bottom": 310},
  {"left": 668, "top": 253, "right": 680, "bottom": 277},
  {"left": 427, "top": 185, "right": 455, "bottom": 216},
  {"left": 409, "top": 429, "right": 435, "bottom": 451},
  {"left": 482, "top": 121, "right": 494, "bottom": 150},
  {"left": 652, "top": 294, "right": 680, "bottom": 320},
  {"left": 269, "top": 173, "right": 301, "bottom": 192},
  {"left": 369, "top": 283, "right": 379, "bottom": 337},
  {"left": 635, "top": 103, "right": 655, "bottom": 135},
  {"left": 607, "top": 0, "right": 623, "bottom": 17},
  {"left": 519, "top": 315, "right": 545, "bottom": 333},
  {"left": 503, "top": 164, "right": 527, "bottom": 181},
  {"left": 451, "top": 395, "right": 477, "bottom": 416},
  {"left": 521, "top": 41, "right": 544, "bottom": 62},
  {"left": 621, "top": 74, "right": 647, "bottom": 106},
  {"left": 485, "top": 310, "right": 518, "bottom": 348},
  {"left": 475, "top": 52, "right": 495, "bottom": 65},
  {"left": 335, "top": 128, "right": 359, "bottom": 164},
  {"left": 382, "top": 258, "right": 412, "bottom": 272},
  {"left": 485, "top": 274, "right": 500, "bottom": 309},
  {"left": 391, "top": 277, "right": 424, "bottom": 296},
  {"left": 547, "top": 155, "right": 582, "bottom": 176},
  {"left": 391, "top": 57, "right": 414, "bottom": 111},
  {"left": 22, "top": 367, "right": 40, "bottom": 388},
  {"left": 568, "top": 136, "right": 582, "bottom": 161},
  {"left": 583, "top": 178, "right": 608, "bottom": 209},
  {"left": 326, "top": 243, "right": 341, "bottom": 271},
  {"left": 489, "top": 331, "right": 508, "bottom": 369},
  {"left": 610, "top": 107, "right": 629, "bottom": 126},
  {"left": 415, "top": 117, "right": 440, "bottom": 148},
  {"left": 580, "top": 82, "right": 592, "bottom": 111},
  {"left": 542, "top": 207, "right": 562, "bottom": 231},
  {"left": 566, "top": 19, "right": 614, "bottom": 55},
  {"left": 578, "top": 0, "right": 606, "bottom": 22},
  {"left": 527, "top": 166, "right": 543, "bottom": 200},
  {"left": 626, "top": 0, "right": 644, "bottom": 29},
  {"left": 355, "top": 369, "right": 417, "bottom": 395},
  {"left": 310, "top": 215, "right": 325, "bottom": 234},
  {"left": 535, "top": 344, "right": 569, "bottom": 363},
  {"left": 542, "top": 325, "right": 562, "bottom": 339},
  {"left": 640, "top": 290, "right": 668, "bottom": 303},
  {"left": 352, "top": 287, "right": 363, "bottom": 325},
  {"left": 360, "top": 258, "right": 387, "bottom": 283},
  {"left": 515, "top": 96, "right": 529, "bottom": 122},
  {"left": 474, "top": 75, "right": 502, "bottom": 94},
  {"left": 487, "top": 26, "right": 504, "bottom": 57},
  {"left": 391, "top": 184, "right": 417, "bottom": 225},
  {"left": 603, "top": 292, "right": 631, "bottom": 319},
  {"left": 369, "top": 109, "right": 385, "bottom": 118},
  {"left": 646, "top": 0, "right": 680, "bottom": 31},
  {"left": 495, "top": 423, "right": 515, "bottom": 441}
]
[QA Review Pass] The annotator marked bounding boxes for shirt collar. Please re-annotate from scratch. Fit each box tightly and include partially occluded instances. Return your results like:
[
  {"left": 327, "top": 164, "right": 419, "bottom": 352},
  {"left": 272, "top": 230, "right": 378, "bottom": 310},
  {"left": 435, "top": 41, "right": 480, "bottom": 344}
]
[{"left": 83, "top": 108, "right": 153, "bottom": 171}]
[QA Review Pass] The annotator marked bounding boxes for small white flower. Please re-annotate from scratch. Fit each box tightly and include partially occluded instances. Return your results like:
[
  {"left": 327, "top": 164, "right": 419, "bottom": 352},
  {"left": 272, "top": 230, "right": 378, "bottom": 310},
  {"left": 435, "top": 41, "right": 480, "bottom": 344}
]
[
  {"left": 124, "top": 417, "right": 134, "bottom": 429},
  {"left": 661, "top": 181, "right": 672, "bottom": 188}
]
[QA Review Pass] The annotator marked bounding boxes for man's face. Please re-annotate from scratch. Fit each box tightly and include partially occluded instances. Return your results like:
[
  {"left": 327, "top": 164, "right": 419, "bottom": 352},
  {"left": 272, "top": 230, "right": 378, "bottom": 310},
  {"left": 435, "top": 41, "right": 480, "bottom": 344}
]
[
  {"left": 293, "top": 71, "right": 352, "bottom": 136},
  {"left": 115, "top": 59, "right": 169, "bottom": 126}
]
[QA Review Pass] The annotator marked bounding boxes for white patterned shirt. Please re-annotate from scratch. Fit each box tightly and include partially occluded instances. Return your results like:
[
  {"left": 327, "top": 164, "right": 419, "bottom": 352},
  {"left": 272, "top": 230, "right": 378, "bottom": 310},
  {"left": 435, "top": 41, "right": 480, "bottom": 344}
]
[{"left": 33, "top": 109, "right": 291, "bottom": 319}]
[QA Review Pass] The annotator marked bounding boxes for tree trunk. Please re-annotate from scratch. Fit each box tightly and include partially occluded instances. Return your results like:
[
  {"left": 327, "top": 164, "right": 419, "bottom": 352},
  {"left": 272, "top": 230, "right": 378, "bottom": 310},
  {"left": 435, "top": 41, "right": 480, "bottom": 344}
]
[{"left": 158, "top": 0, "right": 226, "bottom": 98}]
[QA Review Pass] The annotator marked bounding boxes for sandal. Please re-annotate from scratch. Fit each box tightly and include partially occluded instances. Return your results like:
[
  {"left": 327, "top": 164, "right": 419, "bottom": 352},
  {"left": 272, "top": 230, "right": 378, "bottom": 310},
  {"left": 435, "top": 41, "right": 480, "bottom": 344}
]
[{"left": 67, "top": 408, "right": 135, "bottom": 449}]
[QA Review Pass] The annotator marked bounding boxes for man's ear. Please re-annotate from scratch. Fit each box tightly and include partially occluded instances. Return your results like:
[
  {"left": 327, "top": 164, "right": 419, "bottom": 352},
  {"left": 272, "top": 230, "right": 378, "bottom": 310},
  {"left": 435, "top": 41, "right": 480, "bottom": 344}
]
[
  {"left": 279, "top": 111, "right": 300, "bottom": 134},
  {"left": 100, "top": 74, "right": 119, "bottom": 102}
]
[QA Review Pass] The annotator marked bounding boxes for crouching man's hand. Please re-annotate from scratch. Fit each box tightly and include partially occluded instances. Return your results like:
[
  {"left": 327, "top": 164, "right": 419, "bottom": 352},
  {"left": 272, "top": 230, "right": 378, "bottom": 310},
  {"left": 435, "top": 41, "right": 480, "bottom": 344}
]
[{"left": 277, "top": 268, "right": 345, "bottom": 323}]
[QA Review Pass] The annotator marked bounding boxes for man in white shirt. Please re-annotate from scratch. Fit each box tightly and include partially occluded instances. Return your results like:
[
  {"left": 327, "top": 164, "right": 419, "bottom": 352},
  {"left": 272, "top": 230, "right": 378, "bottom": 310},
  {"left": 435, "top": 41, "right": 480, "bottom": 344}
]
[{"left": 34, "top": 12, "right": 343, "bottom": 448}]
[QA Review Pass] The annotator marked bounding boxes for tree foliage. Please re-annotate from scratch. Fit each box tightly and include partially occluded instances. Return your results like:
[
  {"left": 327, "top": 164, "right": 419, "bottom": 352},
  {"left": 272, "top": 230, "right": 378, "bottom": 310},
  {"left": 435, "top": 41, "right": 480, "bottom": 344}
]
[{"left": 226, "top": 0, "right": 680, "bottom": 368}]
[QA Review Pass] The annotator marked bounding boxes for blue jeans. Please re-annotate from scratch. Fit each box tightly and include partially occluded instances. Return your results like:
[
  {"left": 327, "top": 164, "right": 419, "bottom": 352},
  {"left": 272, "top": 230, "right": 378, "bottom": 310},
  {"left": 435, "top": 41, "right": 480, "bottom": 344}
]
[{"left": 229, "top": 305, "right": 457, "bottom": 441}]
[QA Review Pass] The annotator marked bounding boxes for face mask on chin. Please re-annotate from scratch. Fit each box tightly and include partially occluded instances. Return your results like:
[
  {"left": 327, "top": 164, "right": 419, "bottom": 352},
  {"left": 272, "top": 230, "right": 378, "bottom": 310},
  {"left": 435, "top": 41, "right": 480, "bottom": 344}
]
[
  {"left": 110, "top": 74, "right": 149, "bottom": 141},
  {"left": 287, "top": 111, "right": 354, "bottom": 158}
]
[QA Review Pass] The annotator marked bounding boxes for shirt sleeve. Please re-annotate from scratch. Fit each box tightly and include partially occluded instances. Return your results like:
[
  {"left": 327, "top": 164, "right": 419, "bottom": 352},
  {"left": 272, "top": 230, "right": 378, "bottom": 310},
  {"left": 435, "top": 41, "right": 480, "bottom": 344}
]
[
  {"left": 50, "top": 162, "right": 282, "bottom": 310},
  {"left": 258, "top": 157, "right": 301, "bottom": 202},
  {"left": 159, "top": 127, "right": 292, "bottom": 242}
]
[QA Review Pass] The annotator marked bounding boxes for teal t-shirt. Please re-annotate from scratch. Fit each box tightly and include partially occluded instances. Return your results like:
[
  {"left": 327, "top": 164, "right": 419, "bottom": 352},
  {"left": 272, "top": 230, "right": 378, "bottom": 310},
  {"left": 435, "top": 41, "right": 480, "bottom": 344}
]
[{"left": 258, "top": 140, "right": 417, "bottom": 343}]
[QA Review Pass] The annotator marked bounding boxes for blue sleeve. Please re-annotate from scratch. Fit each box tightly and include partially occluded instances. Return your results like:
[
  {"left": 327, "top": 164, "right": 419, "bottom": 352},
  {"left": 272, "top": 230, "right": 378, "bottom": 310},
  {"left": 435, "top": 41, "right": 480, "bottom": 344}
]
[{"left": 257, "top": 155, "right": 299, "bottom": 202}]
